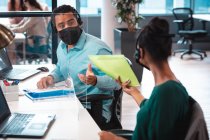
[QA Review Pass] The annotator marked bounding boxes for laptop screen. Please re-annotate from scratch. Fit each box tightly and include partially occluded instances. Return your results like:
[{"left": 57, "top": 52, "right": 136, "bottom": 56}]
[
  {"left": 0, "top": 48, "right": 12, "bottom": 73},
  {"left": 0, "top": 87, "right": 11, "bottom": 123}
]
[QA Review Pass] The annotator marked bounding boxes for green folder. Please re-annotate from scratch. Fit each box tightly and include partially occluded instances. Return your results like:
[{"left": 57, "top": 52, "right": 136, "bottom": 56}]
[{"left": 89, "top": 55, "right": 140, "bottom": 86}]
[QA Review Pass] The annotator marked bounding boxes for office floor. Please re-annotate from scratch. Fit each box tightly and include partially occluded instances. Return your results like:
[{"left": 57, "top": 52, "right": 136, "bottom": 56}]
[{"left": 121, "top": 51, "right": 210, "bottom": 136}]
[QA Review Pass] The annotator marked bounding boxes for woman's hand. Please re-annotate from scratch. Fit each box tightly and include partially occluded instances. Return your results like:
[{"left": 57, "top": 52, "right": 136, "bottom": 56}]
[
  {"left": 116, "top": 76, "right": 140, "bottom": 96},
  {"left": 116, "top": 76, "right": 145, "bottom": 106},
  {"left": 98, "top": 131, "right": 126, "bottom": 140}
]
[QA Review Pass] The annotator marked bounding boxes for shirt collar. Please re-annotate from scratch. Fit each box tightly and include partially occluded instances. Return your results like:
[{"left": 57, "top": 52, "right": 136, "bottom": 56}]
[{"left": 73, "top": 30, "right": 86, "bottom": 50}]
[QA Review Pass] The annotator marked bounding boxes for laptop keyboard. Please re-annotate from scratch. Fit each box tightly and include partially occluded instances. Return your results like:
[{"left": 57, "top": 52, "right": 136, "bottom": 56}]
[{"left": 2, "top": 114, "right": 35, "bottom": 134}]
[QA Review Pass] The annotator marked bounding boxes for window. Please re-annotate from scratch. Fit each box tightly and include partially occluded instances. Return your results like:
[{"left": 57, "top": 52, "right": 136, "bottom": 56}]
[
  {"left": 0, "top": 0, "right": 51, "bottom": 12},
  {"left": 0, "top": 0, "right": 102, "bottom": 15},
  {"left": 57, "top": 0, "right": 76, "bottom": 8},
  {"left": 80, "top": 0, "right": 102, "bottom": 15},
  {"left": 139, "top": 0, "right": 171, "bottom": 14},
  {"left": 0, "top": 0, "right": 7, "bottom": 12},
  {"left": 57, "top": 0, "right": 102, "bottom": 15},
  {"left": 138, "top": 0, "right": 210, "bottom": 14},
  {"left": 194, "top": 0, "right": 210, "bottom": 13}
]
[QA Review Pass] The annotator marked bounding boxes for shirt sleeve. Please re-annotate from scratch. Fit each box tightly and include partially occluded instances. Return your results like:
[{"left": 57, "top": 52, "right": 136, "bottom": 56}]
[
  {"left": 95, "top": 75, "right": 121, "bottom": 90},
  {"left": 50, "top": 64, "right": 65, "bottom": 83}
]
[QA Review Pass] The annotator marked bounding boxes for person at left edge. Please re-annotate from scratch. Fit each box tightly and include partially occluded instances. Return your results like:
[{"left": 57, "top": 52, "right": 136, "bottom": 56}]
[{"left": 37, "top": 5, "right": 121, "bottom": 124}]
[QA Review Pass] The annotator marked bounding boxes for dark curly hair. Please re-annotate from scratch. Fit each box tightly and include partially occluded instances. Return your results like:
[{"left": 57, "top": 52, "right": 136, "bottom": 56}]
[
  {"left": 137, "top": 17, "right": 172, "bottom": 62},
  {"left": 51, "top": 4, "right": 83, "bottom": 32}
]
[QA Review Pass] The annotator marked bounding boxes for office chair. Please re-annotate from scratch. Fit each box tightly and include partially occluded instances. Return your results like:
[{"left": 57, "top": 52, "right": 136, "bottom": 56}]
[
  {"left": 109, "top": 96, "right": 209, "bottom": 140},
  {"left": 78, "top": 57, "right": 133, "bottom": 130},
  {"left": 184, "top": 96, "right": 209, "bottom": 140},
  {"left": 78, "top": 88, "right": 123, "bottom": 130},
  {"left": 172, "top": 8, "right": 208, "bottom": 60}
]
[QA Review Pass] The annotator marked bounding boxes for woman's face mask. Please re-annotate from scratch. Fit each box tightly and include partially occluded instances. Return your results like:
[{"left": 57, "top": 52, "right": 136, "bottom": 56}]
[{"left": 58, "top": 26, "right": 82, "bottom": 45}]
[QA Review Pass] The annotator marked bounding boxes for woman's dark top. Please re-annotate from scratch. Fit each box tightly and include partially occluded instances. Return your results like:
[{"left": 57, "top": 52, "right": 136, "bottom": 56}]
[{"left": 132, "top": 80, "right": 189, "bottom": 140}]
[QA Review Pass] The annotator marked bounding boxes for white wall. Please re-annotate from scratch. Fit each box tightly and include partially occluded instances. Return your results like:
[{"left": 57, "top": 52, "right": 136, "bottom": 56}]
[{"left": 101, "top": 0, "right": 126, "bottom": 52}]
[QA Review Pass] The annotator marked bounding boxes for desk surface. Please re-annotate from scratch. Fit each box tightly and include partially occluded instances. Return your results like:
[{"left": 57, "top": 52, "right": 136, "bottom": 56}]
[
  {"left": 193, "top": 14, "right": 210, "bottom": 21},
  {"left": 6, "top": 65, "right": 101, "bottom": 140}
]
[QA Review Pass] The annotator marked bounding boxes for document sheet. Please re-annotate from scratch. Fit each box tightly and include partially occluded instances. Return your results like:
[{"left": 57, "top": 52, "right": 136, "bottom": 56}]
[{"left": 89, "top": 55, "right": 140, "bottom": 86}]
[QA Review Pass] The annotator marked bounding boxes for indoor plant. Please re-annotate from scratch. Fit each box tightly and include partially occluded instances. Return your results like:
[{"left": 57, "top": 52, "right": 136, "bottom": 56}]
[
  {"left": 111, "top": 0, "right": 144, "bottom": 32},
  {"left": 112, "top": 0, "right": 144, "bottom": 83}
]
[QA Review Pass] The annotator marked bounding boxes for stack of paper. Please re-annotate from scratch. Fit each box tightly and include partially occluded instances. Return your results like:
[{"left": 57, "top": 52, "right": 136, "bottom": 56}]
[{"left": 89, "top": 55, "right": 140, "bottom": 86}]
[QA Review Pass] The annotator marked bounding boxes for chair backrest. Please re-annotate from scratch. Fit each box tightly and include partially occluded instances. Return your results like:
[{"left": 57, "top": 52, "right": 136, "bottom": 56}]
[
  {"left": 109, "top": 88, "right": 123, "bottom": 129},
  {"left": 185, "top": 96, "right": 209, "bottom": 140},
  {"left": 172, "top": 8, "right": 194, "bottom": 30}
]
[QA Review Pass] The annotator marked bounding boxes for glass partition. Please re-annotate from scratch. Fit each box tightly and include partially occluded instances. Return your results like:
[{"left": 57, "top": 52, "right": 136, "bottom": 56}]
[
  {"left": 0, "top": 16, "right": 52, "bottom": 65},
  {"left": 0, "top": 0, "right": 51, "bottom": 12},
  {"left": 0, "top": 12, "right": 94, "bottom": 65}
]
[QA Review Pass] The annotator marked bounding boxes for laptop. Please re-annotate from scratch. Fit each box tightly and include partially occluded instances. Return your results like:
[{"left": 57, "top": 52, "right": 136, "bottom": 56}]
[
  {"left": 0, "top": 48, "right": 41, "bottom": 81},
  {"left": 0, "top": 87, "right": 56, "bottom": 138}
]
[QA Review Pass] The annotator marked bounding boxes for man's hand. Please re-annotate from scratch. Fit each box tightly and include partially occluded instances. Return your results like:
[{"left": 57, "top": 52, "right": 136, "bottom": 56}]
[
  {"left": 78, "top": 64, "right": 97, "bottom": 85},
  {"left": 37, "top": 75, "right": 54, "bottom": 89}
]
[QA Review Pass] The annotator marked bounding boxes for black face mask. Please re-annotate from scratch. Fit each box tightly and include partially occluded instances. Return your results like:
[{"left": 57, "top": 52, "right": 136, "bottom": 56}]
[{"left": 58, "top": 26, "right": 82, "bottom": 45}]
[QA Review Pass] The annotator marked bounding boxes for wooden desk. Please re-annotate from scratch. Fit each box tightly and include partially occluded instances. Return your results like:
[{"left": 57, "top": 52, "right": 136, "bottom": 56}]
[{"left": 6, "top": 65, "right": 101, "bottom": 140}]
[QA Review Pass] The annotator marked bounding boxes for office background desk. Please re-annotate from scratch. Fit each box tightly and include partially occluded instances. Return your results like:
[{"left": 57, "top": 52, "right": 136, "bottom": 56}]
[
  {"left": 193, "top": 14, "right": 210, "bottom": 21},
  {"left": 7, "top": 65, "right": 101, "bottom": 140}
]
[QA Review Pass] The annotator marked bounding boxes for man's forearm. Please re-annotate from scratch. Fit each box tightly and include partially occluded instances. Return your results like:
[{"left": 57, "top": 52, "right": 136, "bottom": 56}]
[{"left": 95, "top": 75, "right": 121, "bottom": 90}]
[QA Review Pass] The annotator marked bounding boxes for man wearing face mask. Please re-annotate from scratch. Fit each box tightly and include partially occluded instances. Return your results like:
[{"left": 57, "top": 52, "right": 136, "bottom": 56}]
[{"left": 37, "top": 5, "right": 121, "bottom": 128}]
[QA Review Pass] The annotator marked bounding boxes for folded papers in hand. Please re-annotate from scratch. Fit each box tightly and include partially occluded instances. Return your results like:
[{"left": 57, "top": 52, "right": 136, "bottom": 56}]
[{"left": 89, "top": 55, "right": 140, "bottom": 86}]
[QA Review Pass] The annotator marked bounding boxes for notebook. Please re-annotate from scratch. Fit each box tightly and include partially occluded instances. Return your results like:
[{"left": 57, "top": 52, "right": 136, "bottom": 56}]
[
  {"left": 0, "top": 86, "right": 56, "bottom": 138},
  {"left": 0, "top": 48, "right": 40, "bottom": 81},
  {"left": 89, "top": 55, "right": 140, "bottom": 86}
]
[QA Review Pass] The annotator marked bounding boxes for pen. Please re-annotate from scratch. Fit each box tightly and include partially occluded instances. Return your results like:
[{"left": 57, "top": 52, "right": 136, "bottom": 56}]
[{"left": 3, "top": 80, "right": 10, "bottom": 86}]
